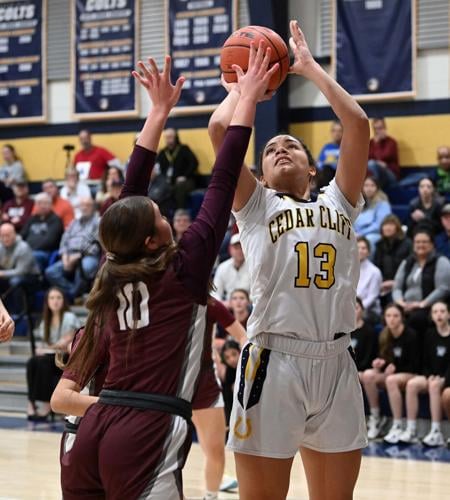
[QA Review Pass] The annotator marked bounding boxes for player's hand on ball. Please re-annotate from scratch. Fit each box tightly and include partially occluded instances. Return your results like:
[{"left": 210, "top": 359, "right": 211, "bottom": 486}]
[
  {"left": 132, "top": 56, "right": 185, "bottom": 114},
  {"left": 288, "top": 20, "right": 316, "bottom": 76},
  {"left": 232, "top": 40, "right": 279, "bottom": 103}
]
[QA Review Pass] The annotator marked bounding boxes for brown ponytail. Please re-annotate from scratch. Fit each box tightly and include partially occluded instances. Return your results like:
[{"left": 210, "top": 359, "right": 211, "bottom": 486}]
[{"left": 64, "top": 196, "right": 177, "bottom": 385}]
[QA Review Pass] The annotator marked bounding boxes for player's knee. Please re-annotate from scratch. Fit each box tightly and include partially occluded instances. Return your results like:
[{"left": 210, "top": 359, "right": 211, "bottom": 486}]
[
  {"left": 385, "top": 375, "right": 398, "bottom": 390},
  {"left": 362, "top": 369, "right": 376, "bottom": 384}
]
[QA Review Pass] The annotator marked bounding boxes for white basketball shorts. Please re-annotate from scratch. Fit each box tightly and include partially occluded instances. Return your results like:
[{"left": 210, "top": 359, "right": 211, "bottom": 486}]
[{"left": 227, "top": 335, "right": 368, "bottom": 458}]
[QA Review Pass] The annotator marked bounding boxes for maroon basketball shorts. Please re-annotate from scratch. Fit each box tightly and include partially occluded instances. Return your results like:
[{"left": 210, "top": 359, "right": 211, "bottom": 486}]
[
  {"left": 60, "top": 402, "right": 192, "bottom": 499},
  {"left": 192, "top": 366, "right": 223, "bottom": 411}
]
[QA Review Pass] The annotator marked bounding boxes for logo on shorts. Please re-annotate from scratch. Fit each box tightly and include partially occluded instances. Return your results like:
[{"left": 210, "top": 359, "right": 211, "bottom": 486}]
[{"left": 233, "top": 416, "right": 252, "bottom": 440}]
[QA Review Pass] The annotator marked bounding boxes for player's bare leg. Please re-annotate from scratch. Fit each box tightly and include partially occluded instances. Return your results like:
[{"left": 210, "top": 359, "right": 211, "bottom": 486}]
[
  {"left": 234, "top": 453, "right": 294, "bottom": 500},
  {"left": 192, "top": 407, "right": 226, "bottom": 497},
  {"left": 300, "top": 447, "right": 362, "bottom": 500}
]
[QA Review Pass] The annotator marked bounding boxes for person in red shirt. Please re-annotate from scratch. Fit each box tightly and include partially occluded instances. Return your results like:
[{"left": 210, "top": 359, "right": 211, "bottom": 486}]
[
  {"left": 73, "top": 130, "right": 121, "bottom": 180},
  {"left": 1, "top": 181, "right": 34, "bottom": 232},
  {"left": 368, "top": 117, "right": 399, "bottom": 189}
]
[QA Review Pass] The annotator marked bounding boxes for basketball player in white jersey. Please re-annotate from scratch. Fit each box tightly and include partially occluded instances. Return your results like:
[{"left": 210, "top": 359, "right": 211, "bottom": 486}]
[{"left": 208, "top": 21, "right": 369, "bottom": 500}]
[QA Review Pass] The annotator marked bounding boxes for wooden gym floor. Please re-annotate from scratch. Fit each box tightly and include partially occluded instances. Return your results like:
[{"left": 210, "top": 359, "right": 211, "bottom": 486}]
[{"left": 1, "top": 419, "right": 450, "bottom": 499}]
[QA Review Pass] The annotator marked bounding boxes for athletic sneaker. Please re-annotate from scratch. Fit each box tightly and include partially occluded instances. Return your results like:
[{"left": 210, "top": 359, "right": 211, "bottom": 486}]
[
  {"left": 219, "top": 477, "right": 238, "bottom": 492},
  {"left": 383, "top": 424, "right": 403, "bottom": 444},
  {"left": 398, "top": 427, "right": 419, "bottom": 444},
  {"left": 367, "top": 415, "right": 381, "bottom": 440},
  {"left": 422, "top": 429, "right": 445, "bottom": 447}
]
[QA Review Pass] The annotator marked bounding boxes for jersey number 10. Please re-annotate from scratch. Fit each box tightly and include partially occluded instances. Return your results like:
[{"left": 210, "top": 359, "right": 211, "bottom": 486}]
[{"left": 294, "top": 242, "right": 336, "bottom": 289}]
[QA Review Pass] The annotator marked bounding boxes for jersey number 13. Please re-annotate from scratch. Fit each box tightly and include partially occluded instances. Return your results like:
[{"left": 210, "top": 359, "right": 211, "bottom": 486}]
[{"left": 294, "top": 242, "right": 336, "bottom": 289}]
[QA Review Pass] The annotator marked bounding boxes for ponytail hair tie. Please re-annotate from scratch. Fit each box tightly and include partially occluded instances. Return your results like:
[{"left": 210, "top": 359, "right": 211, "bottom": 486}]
[{"left": 106, "top": 252, "right": 116, "bottom": 262}]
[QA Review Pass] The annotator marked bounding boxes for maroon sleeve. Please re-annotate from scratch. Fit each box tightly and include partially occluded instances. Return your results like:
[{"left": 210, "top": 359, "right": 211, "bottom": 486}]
[
  {"left": 176, "top": 126, "right": 252, "bottom": 303},
  {"left": 119, "top": 145, "right": 157, "bottom": 199},
  {"left": 208, "top": 297, "right": 235, "bottom": 329}
]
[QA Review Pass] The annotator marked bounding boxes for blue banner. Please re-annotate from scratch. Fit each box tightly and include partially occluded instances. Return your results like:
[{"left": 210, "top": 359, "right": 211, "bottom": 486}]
[
  {"left": 0, "top": 0, "right": 46, "bottom": 124},
  {"left": 167, "top": 0, "right": 237, "bottom": 111},
  {"left": 73, "top": 0, "right": 137, "bottom": 118},
  {"left": 335, "top": 0, "right": 415, "bottom": 98}
]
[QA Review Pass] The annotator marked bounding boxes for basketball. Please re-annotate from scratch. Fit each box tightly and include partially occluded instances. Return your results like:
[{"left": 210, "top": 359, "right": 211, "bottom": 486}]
[{"left": 220, "top": 25, "right": 290, "bottom": 91}]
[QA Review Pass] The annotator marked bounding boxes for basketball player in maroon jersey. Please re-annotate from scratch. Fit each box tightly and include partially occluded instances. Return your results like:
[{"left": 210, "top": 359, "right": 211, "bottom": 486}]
[{"left": 51, "top": 45, "right": 278, "bottom": 499}]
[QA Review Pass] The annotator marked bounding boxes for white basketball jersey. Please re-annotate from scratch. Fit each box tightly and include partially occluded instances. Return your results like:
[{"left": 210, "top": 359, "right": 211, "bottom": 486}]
[{"left": 233, "top": 179, "right": 364, "bottom": 343}]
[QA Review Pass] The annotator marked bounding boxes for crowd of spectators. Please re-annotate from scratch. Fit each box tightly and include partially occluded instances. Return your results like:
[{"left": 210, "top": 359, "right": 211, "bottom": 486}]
[{"left": 1, "top": 118, "right": 449, "bottom": 442}]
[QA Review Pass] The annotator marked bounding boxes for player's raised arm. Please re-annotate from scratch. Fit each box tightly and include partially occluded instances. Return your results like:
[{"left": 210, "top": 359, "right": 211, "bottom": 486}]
[
  {"left": 289, "top": 20, "right": 369, "bottom": 206},
  {"left": 208, "top": 57, "right": 276, "bottom": 212},
  {"left": 180, "top": 41, "right": 278, "bottom": 301},
  {"left": 120, "top": 56, "right": 185, "bottom": 199}
]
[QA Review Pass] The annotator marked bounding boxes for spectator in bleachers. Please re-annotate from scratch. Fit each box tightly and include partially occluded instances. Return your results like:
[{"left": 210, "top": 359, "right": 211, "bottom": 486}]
[
  {"left": 229, "top": 288, "right": 252, "bottom": 330},
  {"left": 156, "top": 128, "right": 199, "bottom": 209},
  {"left": 219, "top": 339, "right": 241, "bottom": 425},
  {"left": 98, "top": 178, "right": 123, "bottom": 216},
  {"left": 374, "top": 214, "right": 412, "bottom": 304},
  {"left": 436, "top": 145, "right": 450, "bottom": 196},
  {"left": 368, "top": 117, "right": 399, "bottom": 189},
  {"left": 400, "top": 301, "right": 450, "bottom": 447},
  {"left": 95, "top": 166, "right": 124, "bottom": 206},
  {"left": 393, "top": 228, "right": 450, "bottom": 335},
  {"left": 0, "top": 144, "right": 26, "bottom": 187},
  {"left": 350, "top": 297, "right": 378, "bottom": 377},
  {"left": 316, "top": 120, "right": 342, "bottom": 187},
  {"left": 45, "top": 198, "right": 100, "bottom": 301},
  {"left": 0, "top": 223, "right": 41, "bottom": 314},
  {"left": 1, "top": 180, "right": 34, "bottom": 232},
  {"left": 172, "top": 209, "right": 192, "bottom": 242},
  {"left": 354, "top": 177, "right": 391, "bottom": 251},
  {"left": 22, "top": 193, "right": 64, "bottom": 271},
  {"left": 26, "top": 287, "right": 80, "bottom": 421},
  {"left": 41, "top": 179, "right": 74, "bottom": 229},
  {"left": 362, "top": 304, "right": 419, "bottom": 440},
  {"left": 73, "top": 129, "right": 121, "bottom": 180},
  {"left": 60, "top": 167, "right": 92, "bottom": 219},
  {"left": 356, "top": 237, "right": 382, "bottom": 321},
  {"left": 212, "top": 233, "right": 250, "bottom": 305},
  {"left": 435, "top": 203, "right": 450, "bottom": 259},
  {"left": 407, "top": 177, "right": 444, "bottom": 237}
]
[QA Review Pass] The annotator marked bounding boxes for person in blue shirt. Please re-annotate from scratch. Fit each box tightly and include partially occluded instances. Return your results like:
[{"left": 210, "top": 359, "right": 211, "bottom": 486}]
[
  {"left": 316, "top": 120, "right": 342, "bottom": 187},
  {"left": 354, "top": 176, "right": 391, "bottom": 255}
]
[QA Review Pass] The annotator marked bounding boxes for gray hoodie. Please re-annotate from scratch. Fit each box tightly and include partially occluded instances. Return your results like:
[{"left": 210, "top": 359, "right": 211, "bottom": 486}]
[{"left": 0, "top": 236, "right": 41, "bottom": 278}]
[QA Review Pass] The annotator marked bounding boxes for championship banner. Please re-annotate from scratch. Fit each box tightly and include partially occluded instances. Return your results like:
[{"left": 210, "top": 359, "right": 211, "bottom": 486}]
[
  {"left": 0, "top": 0, "right": 46, "bottom": 125},
  {"left": 166, "top": 0, "right": 237, "bottom": 114},
  {"left": 72, "top": 0, "right": 138, "bottom": 119},
  {"left": 334, "top": 0, "right": 416, "bottom": 100}
]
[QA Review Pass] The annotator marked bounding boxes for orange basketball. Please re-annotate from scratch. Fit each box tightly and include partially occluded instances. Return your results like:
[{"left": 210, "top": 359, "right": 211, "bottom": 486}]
[{"left": 220, "top": 25, "right": 290, "bottom": 91}]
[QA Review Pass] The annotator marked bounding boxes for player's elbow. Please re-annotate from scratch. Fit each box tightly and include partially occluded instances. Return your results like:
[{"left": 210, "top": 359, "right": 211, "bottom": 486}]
[{"left": 50, "top": 387, "right": 65, "bottom": 414}]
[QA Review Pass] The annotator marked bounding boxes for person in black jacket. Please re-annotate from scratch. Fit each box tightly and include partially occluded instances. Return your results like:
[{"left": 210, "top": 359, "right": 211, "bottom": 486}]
[
  {"left": 393, "top": 229, "right": 450, "bottom": 336},
  {"left": 400, "top": 301, "right": 450, "bottom": 447},
  {"left": 155, "top": 128, "right": 199, "bottom": 210},
  {"left": 362, "top": 304, "right": 420, "bottom": 441},
  {"left": 374, "top": 214, "right": 412, "bottom": 306},
  {"left": 351, "top": 297, "right": 378, "bottom": 377},
  {"left": 407, "top": 177, "right": 444, "bottom": 237},
  {"left": 21, "top": 192, "right": 64, "bottom": 271}
]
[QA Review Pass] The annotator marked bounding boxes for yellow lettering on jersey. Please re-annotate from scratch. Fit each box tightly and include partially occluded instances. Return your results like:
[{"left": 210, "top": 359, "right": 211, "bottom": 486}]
[
  {"left": 276, "top": 213, "right": 285, "bottom": 238},
  {"left": 326, "top": 207, "right": 337, "bottom": 231},
  {"left": 319, "top": 205, "right": 328, "bottom": 229},
  {"left": 234, "top": 416, "right": 252, "bottom": 440},
  {"left": 305, "top": 208, "right": 315, "bottom": 227},
  {"left": 269, "top": 219, "right": 278, "bottom": 243},
  {"left": 284, "top": 209, "right": 294, "bottom": 232},
  {"left": 296, "top": 208, "right": 305, "bottom": 228}
]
